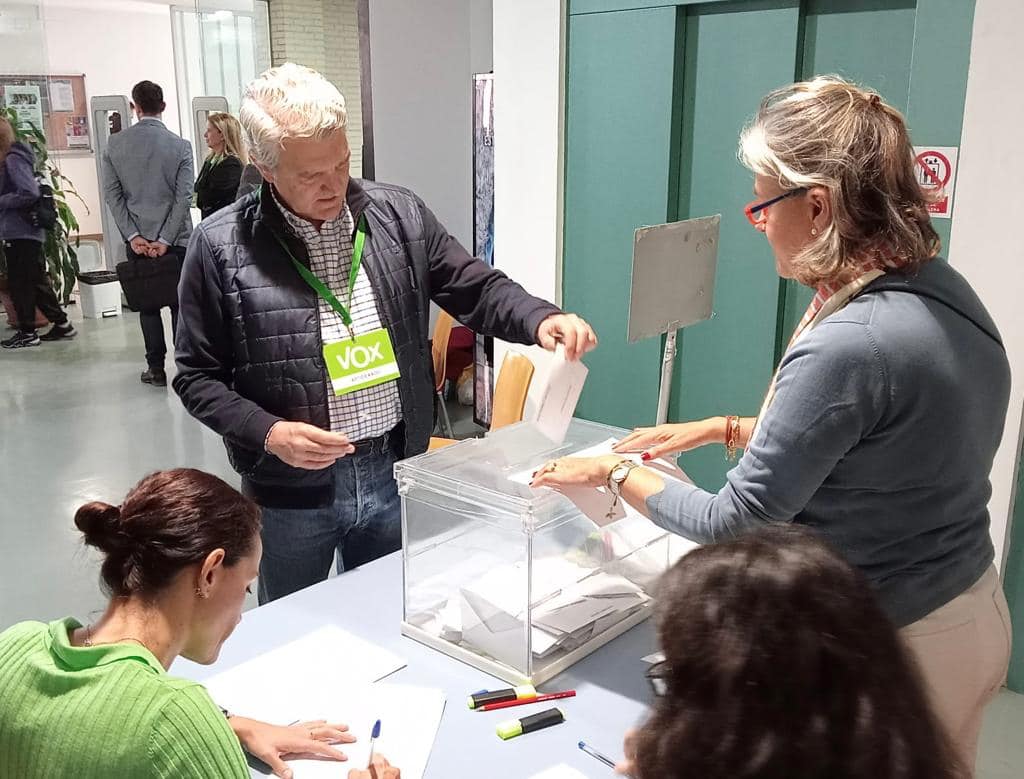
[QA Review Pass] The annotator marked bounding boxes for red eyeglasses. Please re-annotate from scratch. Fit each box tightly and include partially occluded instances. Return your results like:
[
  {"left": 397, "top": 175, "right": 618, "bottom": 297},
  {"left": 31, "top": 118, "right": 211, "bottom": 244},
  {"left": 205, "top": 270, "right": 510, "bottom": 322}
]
[{"left": 744, "top": 187, "right": 808, "bottom": 227}]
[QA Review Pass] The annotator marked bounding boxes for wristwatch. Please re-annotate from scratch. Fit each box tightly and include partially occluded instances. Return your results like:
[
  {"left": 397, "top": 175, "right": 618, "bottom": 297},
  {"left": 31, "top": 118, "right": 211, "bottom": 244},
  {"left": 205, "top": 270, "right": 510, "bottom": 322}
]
[
  {"left": 607, "top": 460, "right": 639, "bottom": 497},
  {"left": 605, "top": 460, "right": 640, "bottom": 520}
]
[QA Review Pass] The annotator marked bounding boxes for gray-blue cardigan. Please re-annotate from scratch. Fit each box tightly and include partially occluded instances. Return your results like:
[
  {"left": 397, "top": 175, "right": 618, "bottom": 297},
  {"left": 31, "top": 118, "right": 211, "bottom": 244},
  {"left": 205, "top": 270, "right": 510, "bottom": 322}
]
[{"left": 649, "top": 259, "right": 1010, "bottom": 627}]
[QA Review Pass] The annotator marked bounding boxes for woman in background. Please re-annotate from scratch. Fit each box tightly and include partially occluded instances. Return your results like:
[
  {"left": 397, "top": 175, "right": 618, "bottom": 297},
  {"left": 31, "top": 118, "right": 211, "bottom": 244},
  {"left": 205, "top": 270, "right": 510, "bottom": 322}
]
[
  {"left": 0, "top": 115, "right": 74, "bottom": 347},
  {"left": 195, "top": 111, "right": 246, "bottom": 220}
]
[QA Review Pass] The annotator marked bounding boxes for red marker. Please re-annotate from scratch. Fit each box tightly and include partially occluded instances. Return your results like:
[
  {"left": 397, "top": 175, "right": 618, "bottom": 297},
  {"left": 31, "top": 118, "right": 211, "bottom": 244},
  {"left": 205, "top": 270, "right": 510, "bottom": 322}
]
[{"left": 478, "top": 690, "right": 576, "bottom": 712}]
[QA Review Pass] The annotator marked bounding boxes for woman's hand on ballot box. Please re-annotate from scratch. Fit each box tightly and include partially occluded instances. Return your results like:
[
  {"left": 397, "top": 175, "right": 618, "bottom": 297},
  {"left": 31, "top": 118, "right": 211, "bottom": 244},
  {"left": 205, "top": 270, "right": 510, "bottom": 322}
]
[{"left": 530, "top": 455, "right": 624, "bottom": 489}]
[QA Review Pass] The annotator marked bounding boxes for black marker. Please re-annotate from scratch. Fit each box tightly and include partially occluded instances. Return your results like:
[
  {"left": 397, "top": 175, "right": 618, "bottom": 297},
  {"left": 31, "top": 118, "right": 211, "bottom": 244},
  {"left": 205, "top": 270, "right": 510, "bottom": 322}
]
[
  {"left": 496, "top": 707, "right": 565, "bottom": 740},
  {"left": 467, "top": 683, "right": 536, "bottom": 710}
]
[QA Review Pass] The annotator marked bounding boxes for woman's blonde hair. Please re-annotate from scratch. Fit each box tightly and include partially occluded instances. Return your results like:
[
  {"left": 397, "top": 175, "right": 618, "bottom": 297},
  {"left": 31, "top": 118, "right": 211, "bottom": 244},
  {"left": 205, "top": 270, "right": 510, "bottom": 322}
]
[
  {"left": 739, "top": 75, "right": 940, "bottom": 286},
  {"left": 206, "top": 111, "right": 248, "bottom": 164},
  {"left": 239, "top": 63, "right": 347, "bottom": 171},
  {"left": 0, "top": 116, "right": 15, "bottom": 156}
]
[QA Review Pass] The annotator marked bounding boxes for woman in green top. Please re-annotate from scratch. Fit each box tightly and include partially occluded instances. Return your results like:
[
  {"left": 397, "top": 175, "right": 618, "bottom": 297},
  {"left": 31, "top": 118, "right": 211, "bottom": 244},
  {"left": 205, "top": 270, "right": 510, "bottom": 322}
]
[{"left": 0, "top": 468, "right": 368, "bottom": 779}]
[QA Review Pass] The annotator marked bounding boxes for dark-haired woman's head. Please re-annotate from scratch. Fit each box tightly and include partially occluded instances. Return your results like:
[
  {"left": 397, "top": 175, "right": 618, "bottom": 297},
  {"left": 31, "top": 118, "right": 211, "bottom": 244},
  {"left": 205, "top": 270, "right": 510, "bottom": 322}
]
[
  {"left": 633, "top": 525, "right": 961, "bottom": 779},
  {"left": 75, "top": 469, "right": 261, "bottom": 664}
]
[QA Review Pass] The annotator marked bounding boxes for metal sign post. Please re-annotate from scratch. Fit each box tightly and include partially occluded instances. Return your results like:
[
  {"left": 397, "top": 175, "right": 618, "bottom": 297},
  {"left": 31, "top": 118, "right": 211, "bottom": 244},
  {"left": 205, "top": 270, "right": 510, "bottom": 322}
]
[
  {"left": 90, "top": 95, "right": 132, "bottom": 271},
  {"left": 627, "top": 215, "right": 720, "bottom": 425}
]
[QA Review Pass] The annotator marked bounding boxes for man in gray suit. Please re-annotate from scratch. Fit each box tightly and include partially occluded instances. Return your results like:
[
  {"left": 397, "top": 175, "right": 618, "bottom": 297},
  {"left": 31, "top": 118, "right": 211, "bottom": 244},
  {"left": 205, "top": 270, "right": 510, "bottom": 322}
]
[{"left": 102, "top": 80, "right": 194, "bottom": 387}]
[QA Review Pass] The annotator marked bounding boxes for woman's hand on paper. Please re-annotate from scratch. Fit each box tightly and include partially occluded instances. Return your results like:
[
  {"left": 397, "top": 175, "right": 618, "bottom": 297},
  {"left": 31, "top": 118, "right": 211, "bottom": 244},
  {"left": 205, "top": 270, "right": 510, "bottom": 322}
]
[
  {"left": 349, "top": 754, "right": 401, "bottom": 779},
  {"left": 530, "top": 455, "right": 621, "bottom": 489},
  {"left": 613, "top": 420, "right": 723, "bottom": 461},
  {"left": 229, "top": 716, "right": 355, "bottom": 779}
]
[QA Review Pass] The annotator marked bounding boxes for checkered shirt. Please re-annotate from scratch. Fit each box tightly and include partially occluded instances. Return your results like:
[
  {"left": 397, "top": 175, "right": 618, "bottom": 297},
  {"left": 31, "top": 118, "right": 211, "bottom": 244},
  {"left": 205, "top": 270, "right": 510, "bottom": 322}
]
[{"left": 273, "top": 189, "right": 402, "bottom": 441}]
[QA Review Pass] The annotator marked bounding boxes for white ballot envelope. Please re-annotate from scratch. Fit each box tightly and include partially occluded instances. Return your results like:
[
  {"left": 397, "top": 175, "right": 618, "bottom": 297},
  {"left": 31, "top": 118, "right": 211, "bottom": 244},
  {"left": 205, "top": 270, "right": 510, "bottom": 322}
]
[{"left": 532, "top": 345, "right": 588, "bottom": 444}]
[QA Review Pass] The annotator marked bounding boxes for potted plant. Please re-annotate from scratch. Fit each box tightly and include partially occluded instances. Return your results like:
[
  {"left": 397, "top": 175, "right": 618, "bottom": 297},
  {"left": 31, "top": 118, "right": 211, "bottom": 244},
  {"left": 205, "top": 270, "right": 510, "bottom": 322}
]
[{"left": 0, "top": 105, "right": 88, "bottom": 326}]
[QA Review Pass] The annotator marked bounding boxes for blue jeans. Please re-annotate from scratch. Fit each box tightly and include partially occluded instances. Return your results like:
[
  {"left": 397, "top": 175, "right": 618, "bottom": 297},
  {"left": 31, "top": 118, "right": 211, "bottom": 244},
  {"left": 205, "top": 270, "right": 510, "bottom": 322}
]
[{"left": 257, "top": 445, "right": 401, "bottom": 604}]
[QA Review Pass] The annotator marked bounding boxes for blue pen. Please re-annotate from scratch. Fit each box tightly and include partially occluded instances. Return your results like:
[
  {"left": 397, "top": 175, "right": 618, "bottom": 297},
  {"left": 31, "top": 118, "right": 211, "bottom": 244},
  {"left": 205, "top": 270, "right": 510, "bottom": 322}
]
[
  {"left": 367, "top": 719, "right": 382, "bottom": 767},
  {"left": 579, "top": 740, "right": 616, "bottom": 769}
]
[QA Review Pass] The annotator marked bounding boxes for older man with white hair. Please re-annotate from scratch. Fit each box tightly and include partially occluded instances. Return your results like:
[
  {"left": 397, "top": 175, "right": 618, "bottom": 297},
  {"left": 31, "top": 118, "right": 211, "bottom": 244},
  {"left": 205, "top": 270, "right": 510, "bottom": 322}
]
[{"left": 174, "top": 64, "right": 597, "bottom": 602}]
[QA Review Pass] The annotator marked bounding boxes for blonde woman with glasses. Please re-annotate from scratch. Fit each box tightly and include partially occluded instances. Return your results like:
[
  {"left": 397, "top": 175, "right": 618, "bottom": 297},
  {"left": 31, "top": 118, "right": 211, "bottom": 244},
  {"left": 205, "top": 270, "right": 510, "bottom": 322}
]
[
  {"left": 195, "top": 112, "right": 247, "bottom": 220},
  {"left": 532, "top": 75, "right": 1011, "bottom": 774}
]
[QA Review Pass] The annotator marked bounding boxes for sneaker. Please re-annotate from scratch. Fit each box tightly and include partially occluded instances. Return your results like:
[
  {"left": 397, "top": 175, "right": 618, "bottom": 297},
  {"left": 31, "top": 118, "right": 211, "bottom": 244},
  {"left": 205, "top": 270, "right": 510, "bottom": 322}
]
[
  {"left": 39, "top": 322, "right": 77, "bottom": 341},
  {"left": 1, "top": 331, "right": 41, "bottom": 349},
  {"left": 140, "top": 367, "right": 167, "bottom": 387}
]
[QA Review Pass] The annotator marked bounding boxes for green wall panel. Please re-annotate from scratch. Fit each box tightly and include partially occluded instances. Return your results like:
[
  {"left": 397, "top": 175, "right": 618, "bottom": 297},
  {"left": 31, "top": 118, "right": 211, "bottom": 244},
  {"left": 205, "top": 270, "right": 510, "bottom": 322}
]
[
  {"left": 669, "top": 0, "right": 800, "bottom": 489},
  {"left": 564, "top": 0, "right": 977, "bottom": 484},
  {"left": 570, "top": 0, "right": 733, "bottom": 14},
  {"left": 905, "top": 0, "right": 977, "bottom": 255},
  {"left": 563, "top": 7, "right": 684, "bottom": 427},
  {"left": 778, "top": 0, "right": 919, "bottom": 350}
]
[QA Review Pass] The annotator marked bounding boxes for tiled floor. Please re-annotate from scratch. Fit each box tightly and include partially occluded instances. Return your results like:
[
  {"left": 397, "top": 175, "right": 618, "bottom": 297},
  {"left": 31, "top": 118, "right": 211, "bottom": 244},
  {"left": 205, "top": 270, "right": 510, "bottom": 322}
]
[{"left": 1, "top": 304, "right": 1021, "bottom": 775}]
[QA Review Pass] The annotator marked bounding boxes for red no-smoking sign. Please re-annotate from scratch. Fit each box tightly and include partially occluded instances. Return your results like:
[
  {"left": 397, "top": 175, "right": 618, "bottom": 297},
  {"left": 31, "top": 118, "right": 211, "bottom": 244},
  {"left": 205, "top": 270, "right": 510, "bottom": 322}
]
[{"left": 913, "top": 145, "right": 958, "bottom": 219}]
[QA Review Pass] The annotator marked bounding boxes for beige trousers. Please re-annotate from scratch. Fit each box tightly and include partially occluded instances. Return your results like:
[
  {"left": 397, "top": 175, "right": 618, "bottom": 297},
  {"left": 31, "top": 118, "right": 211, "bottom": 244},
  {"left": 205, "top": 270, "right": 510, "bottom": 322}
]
[{"left": 900, "top": 565, "right": 1012, "bottom": 776}]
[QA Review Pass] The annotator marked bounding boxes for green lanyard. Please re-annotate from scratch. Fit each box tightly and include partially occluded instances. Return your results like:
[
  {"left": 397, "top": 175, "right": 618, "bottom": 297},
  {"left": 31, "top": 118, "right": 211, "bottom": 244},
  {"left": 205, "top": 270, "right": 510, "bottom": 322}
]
[{"left": 272, "top": 216, "right": 367, "bottom": 341}]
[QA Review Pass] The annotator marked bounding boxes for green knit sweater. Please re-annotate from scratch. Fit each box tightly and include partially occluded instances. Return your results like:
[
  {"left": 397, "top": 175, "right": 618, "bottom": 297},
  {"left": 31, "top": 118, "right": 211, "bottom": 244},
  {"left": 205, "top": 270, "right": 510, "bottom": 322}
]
[{"left": 0, "top": 618, "right": 250, "bottom": 778}]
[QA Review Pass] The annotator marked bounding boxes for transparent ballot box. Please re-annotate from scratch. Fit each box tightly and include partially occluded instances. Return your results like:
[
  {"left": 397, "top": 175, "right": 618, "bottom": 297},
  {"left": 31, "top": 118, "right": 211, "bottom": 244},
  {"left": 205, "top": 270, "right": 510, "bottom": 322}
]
[{"left": 396, "top": 419, "right": 689, "bottom": 685}]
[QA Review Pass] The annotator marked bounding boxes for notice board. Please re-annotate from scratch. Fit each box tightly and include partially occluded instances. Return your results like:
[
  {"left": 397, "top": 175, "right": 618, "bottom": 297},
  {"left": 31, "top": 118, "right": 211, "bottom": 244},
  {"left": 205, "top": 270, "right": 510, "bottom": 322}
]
[{"left": 0, "top": 74, "right": 90, "bottom": 152}]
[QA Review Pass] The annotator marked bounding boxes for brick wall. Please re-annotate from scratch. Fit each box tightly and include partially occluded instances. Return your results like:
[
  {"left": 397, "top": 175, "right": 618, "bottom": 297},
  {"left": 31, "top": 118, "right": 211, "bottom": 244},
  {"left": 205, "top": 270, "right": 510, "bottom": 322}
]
[
  {"left": 254, "top": 1, "right": 273, "bottom": 73},
  {"left": 267, "top": 0, "right": 364, "bottom": 177}
]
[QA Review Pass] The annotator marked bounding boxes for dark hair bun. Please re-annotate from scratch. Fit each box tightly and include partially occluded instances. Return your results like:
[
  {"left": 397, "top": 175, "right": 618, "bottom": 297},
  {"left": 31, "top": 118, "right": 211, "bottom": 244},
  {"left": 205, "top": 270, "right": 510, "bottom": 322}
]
[
  {"left": 72, "top": 470, "right": 260, "bottom": 598},
  {"left": 74, "top": 502, "right": 124, "bottom": 552}
]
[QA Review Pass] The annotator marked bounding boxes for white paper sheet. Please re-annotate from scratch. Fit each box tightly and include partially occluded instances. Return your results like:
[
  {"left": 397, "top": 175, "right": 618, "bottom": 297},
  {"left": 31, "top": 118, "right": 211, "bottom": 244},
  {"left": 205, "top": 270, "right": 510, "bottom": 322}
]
[
  {"left": 202, "top": 626, "right": 442, "bottom": 779},
  {"left": 532, "top": 345, "right": 588, "bottom": 444},
  {"left": 48, "top": 79, "right": 74, "bottom": 112},
  {"left": 203, "top": 626, "right": 406, "bottom": 701},
  {"left": 214, "top": 680, "right": 445, "bottom": 779},
  {"left": 529, "top": 764, "right": 594, "bottom": 779},
  {"left": 262, "top": 684, "right": 446, "bottom": 779}
]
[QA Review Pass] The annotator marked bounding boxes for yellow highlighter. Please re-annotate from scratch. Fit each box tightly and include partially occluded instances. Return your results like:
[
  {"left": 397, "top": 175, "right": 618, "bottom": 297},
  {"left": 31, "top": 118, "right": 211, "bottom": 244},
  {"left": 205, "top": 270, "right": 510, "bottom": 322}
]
[{"left": 496, "top": 708, "right": 565, "bottom": 740}]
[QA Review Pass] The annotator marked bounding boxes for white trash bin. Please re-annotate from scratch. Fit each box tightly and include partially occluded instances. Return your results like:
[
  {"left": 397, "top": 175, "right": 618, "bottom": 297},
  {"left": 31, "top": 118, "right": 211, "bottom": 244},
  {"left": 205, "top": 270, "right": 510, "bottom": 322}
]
[{"left": 77, "top": 271, "right": 122, "bottom": 318}]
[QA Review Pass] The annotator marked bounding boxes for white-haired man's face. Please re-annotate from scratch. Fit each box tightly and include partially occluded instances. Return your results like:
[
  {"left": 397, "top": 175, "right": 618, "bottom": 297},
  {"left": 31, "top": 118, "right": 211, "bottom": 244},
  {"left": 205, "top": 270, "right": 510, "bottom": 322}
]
[{"left": 260, "top": 129, "right": 350, "bottom": 226}]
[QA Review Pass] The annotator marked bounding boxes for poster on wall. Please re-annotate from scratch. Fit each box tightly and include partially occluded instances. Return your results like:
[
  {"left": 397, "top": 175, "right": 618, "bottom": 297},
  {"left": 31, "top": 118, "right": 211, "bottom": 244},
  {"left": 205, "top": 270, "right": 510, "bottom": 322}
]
[
  {"left": 472, "top": 73, "right": 496, "bottom": 428},
  {"left": 65, "top": 116, "right": 90, "bottom": 148},
  {"left": 4, "top": 84, "right": 43, "bottom": 131},
  {"left": 49, "top": 79, "right": 74, "bottom": 112}
]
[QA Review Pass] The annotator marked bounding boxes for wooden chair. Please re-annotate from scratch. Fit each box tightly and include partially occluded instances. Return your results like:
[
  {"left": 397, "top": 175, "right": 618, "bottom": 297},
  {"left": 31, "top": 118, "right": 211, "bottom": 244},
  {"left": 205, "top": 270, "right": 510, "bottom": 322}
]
[
  {"left": 431, "top": 309, "right": 456, "bottom": 438},
  {"left": 429, "top": 350, "right": 535, "bottom": 449},
  {"left": 489, "top": 352, "right": 535, "bottom": 431}
]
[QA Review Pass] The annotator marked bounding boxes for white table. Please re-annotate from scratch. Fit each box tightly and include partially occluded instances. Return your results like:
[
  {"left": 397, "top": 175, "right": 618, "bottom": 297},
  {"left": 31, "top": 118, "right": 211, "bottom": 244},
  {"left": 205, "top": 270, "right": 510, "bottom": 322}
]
[{"left": 175, "top": 551, "right": 658, "bottom": 778}]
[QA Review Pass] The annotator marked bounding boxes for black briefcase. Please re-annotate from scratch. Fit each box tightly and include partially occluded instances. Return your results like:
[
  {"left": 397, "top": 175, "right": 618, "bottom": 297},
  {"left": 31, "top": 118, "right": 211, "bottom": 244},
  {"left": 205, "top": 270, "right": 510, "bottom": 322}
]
[{"left": 116, "top": 253, "right": 183, "bottom": 312}]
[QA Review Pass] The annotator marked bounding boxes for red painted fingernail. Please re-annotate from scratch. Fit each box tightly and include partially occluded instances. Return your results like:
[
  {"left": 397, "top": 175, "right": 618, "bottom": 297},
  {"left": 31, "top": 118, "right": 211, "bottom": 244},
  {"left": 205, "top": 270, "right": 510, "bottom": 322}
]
[{"left": 641, "top": 452, "right": 651, "bottom": 461}]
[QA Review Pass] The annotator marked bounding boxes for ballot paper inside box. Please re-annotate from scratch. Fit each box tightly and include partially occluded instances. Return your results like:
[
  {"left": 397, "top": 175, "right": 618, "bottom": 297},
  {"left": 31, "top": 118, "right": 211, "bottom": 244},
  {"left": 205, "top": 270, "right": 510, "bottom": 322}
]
[{"left": 396, "top": 419, "right": 696, "bottom": 685}]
